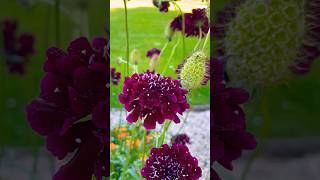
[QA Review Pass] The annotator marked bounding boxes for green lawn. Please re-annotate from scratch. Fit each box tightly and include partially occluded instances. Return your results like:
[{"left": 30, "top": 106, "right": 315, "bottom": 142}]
[{"left": 110, "top": 7, "right": 210, "bottom": 107}]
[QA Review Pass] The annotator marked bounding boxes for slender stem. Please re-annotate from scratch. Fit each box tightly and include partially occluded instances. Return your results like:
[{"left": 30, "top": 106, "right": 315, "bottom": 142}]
[
  {"left": 202, "top": 29, "right": 210, "bottom": 51},
  {"left": 141, "top": 129, "right": 147, "bottom": 167},
  {"left": 55, "top": 0, "right": 60, "bottom": 47},
  {"left": 158, "top": 41, "right": 169, "bottom": 66},
  {"left": 172, "top": 1, "right": 186, "bottom": 57},
  {"left": 123, "top": 0, "right": 130, "bottom": 76},
  {"left": 241, "top": 89, "right": 270, "bottom": 180},
  {"left": 158, "top": 121, "right": 172, "bottom": 146},
  {"left": 193, "top": 28, "right": 203, "bottom": 52},
  {"left": 162, "top": 39, "right": 180, "bottom": 74}
]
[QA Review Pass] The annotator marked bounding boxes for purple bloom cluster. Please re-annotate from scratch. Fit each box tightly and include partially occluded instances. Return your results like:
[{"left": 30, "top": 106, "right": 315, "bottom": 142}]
[
  {"left": 146, "top": 48, "right": 161, "bottom": 58},
  {"left": 211, "top": 58, "right": 257, "bottom": 177},
  {"left": 171, "top": 133, "right": 191, "bottom": 145},
  {"left": 141, "top": 144, "right": 202, "bottom": 180},
  {"left": 119, "top": 70, "right": 190, "bottom": 130},
  {"left": 111, "top": 67, "right": 121, "bottom": 85},
  {"left": 170, "top": 8, "right": 209, "bottom": 37},
  {"left": 1, "top": 19, "right": 35, "bottom": 74},
  {"left": 26, "top": 37, "right": 109, "bottom": 180}
]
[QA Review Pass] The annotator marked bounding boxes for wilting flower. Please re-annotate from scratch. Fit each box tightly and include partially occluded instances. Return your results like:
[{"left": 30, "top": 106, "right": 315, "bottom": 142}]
[
  {"left": 213, "top": 0, "right": 320, "bottom": 88},
  {"left": 26, "top": 37, "right": 109, "bottom": 180},
  {"left": 211, "top": 58, "right": 257, "bottom": 171},
  {"left": 1, "top": 19, "right": 35, "bottom": 75},
  {"left": 141, "top": 144, "right": 202, "bottom": 180},
  {"left": 171, "top": 133, "right": 190, "bottom": 145},
  {"left": 119, "top": 70, "right": 190, "bottom": 129},
  {"left": 170, "top": 8, "right": 209, "bottom": 37},
  {"left": 177, "top": 51, "right": 210, "bottom": 90},
  {"left": 147, "top": 48, "right": 161, "bottom": 71},
  {"left": 111, "top": 67, "right": 121, "bottom": 85}
]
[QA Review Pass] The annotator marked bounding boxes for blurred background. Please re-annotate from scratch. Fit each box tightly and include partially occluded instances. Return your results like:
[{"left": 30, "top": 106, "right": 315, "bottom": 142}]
[{"left": 0, "top": 0, "right": 107, "bottom": 179}]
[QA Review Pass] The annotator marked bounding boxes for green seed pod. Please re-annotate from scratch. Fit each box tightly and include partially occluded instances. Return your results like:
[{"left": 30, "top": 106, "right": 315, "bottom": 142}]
[
  {"left": 130, "top": 48, "right": 141, "bottom": 65},
  {"left": 224, "top": 0, "right": 306, "bottom": 88},
  {"left": 179, "top": 51, "right": 210, "bottom": 90}
]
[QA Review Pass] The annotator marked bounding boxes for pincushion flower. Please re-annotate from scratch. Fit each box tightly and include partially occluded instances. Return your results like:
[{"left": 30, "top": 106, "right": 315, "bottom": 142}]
[
  {"left": 211, "top": 58, "right": 257, "bottom": 171},
  {"left": 170, "top": 8, "right": 209, "bottom": 37},
  {"left": 177, "top": 51, "right": 210, "bottom": 90},
  {"left": 111, "top": 67, "right": 121, "bottom": 85},
  {"left": 171, "top": 133, "right": 191, "bottom": 145},
  {"left": 1, "top": 19, "right": 35, "bottom": 75},
  {"left": 152, "top": 0, "right": 170, "bottom": 12},
  {"left": 26, "top": 37, "right": 109, "bottom": 180},
  {"left": 146, "top": 48, "right": 161, "bottom": 58},
  {"left": 213, "top": 0, "right": 320, "bottom": 88},
  {"left": 141, "top": 144, "right": 202, "bottom": 180},
  {"left": 118, "top": 70, "right": 190, "bottom": 130}
]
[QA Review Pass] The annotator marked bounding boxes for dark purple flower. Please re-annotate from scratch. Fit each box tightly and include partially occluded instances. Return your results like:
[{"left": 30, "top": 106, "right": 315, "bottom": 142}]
[
  {"left": 146, "top": 48, "right": 161, "bottom": 58},
  {"left": 1, "top": 19, "right": 35, "bottom": 75},
  {"left": 211, "top": 58, "right": 257, "bottom": 171},
  {"left": 119, "top": 70, "right": 190, "bottom": 130},
  {"left": 171, "top": 133, "right": 190, "bottom": 145},
  {"left": 152, "top": 0, "right": 170, "bottom": 12},
  {"left": 170, "top": 8, "right": 209, "bottom": 37},
  {"left": 26, "top": 37, "right": 109, "bottom": 179},
  {"left": 141, "top": 144, "right": 202, "bottom": 180},
  {"left": 111, "top": 67, "right": 121, "bottom": 85}
]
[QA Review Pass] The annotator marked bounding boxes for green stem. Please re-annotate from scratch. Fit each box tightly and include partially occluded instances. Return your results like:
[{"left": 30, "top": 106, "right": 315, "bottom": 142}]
[
  {"left": 141, "top": 129, "right": 147, "bottom": 167},
  {"left": 158, "top": 121, "right": 172, "bottom": 146},
  {"left": 158, "top": 41, "right": 169, "bottom": 66},
  {"left": 123, "top": 0, "right": 130, "bottom": 76},
  {"left": 162, "top": 39, "right": 180, "bottom": 74},
  {"left": 55, "top": 0, "right": 60, "bottom": 47},
  {"left": 193, "top": 28, "right": 203, "bottom": 52},
  {"left": 241, "top": 89, "right": 270, "bottom": 180},
  {"left": 172, "top": 1, "right": 186, "bottom": 57},
  {"left": 202, "top": 29, "right": 210, "bottom": 51}
]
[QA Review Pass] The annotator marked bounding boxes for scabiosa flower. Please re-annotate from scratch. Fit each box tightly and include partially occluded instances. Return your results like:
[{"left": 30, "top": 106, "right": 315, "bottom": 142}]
[
  {"left": 1, "top": 19, "right": 35, "bottom": 75},
  {"left": 26, "top": 37, "right": 109, "bottom": 180},
  {"left": 177, "top": 51, "right": 210, "bottom": 90},
  {"left": 171, "top": 133, "right": 190, "bottom": 145},
  {"left": 213, "top": 0, "right": 320, "bottom": 88},
  {"left": 111, "top": 67, "right": 121, "bottom": 85},
  {"left": 146, "top": 48, "right": 161, "bottom": 58},
  {"left": 152, "top": 0, "right": 171, "bottom": 12},
  {"left": 211, "top": 58, "right": 257, "bottom": 171},
  {"left": 170, "top": 8, "right": 209, "bottom": 37},
  {"left": 141, "top": 144, "right": 202, "bottom": 180},
  {"left": 119, "top": 70, "right": 190, "bottom": 130}
]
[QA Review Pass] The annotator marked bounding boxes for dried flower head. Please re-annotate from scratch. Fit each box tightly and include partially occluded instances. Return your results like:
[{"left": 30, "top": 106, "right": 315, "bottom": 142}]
[
  {"left": 119, "top": 71, "right": 190, "bottom": 129},
  {"left": 171, "top": 133, "right": 191, "bottom": 145},
  {"left": 141, "top": 144, "right": 202, "bottom": 180},
  {"left": 111, "top": 67, "right": 121, "bottom": 85}
]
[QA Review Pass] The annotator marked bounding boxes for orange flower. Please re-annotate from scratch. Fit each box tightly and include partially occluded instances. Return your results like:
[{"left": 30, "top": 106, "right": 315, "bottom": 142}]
[
  {"left": 126, "top": 139, "right": 141, "bottom": 148},
  {"left": 110, "top": 143, "right": 118, "bottom": 151},
  {"left": 146, "top": 135, "right": 153, "bottom": 143},
  {"left": 114, "top": 127, "right": 128, "bottom": 139}
]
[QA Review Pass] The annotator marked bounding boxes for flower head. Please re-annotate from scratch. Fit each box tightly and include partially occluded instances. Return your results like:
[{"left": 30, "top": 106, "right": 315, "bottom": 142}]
[
  {"left": 2, "top": 19, "right": 35, "bottom": 75},
  {"left": 152, "top": 0, "right": 170, "bottom": 12},
  {"left": 111, "top": 67, "right": 121, "bottom": 85},
  {"left": 177, "top": 51, "right": 210, "bottom": 90},
  {"left": 171, "top": 133, "right": 191, "bottom": 145},
  {"left": 26, "top": 37, "right": 109, "bottom": 179},
  {"left": 146, "top": 48, "right": 161, "bottom": 58},
  {"left": 170, "top": 8, "right": 209, "bottom": 37},
  {"left": 141, "top": 144, "right": 202, "bottom": 180},
  {"left": 119, "top": 71, "right": 190, "bottom": 129},
  {"left": 213, "top": 0, "right": 320, "bottom": 88},
  {"left": 211, "top": 58, "right": 257, "bottom": 170}
]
